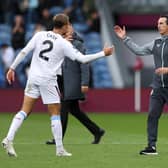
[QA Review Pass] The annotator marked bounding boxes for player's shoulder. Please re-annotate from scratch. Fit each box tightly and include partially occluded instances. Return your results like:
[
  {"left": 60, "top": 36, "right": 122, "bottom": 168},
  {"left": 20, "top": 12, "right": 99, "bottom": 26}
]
[
  {"left": 32, "top": 31, "right": 47, "bottom": 39},
  {"left": 35, "top": 30, "right": 46, "bottom": 35}
]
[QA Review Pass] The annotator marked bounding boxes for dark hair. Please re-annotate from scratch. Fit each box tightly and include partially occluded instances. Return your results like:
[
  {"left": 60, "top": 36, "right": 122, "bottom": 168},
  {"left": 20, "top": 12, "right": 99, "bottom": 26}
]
[
  {"left": 160, "top": 15, "right": 168, "bottom": 25},
  {"left": 52, "top": 13, "right": 70, "bottom": 28}
]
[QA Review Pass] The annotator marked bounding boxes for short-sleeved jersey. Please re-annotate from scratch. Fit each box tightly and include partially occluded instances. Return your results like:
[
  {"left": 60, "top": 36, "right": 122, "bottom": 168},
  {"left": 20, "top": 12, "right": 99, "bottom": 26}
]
[{"left": 22, "top": 31, "right": 77, "bottom": 85}]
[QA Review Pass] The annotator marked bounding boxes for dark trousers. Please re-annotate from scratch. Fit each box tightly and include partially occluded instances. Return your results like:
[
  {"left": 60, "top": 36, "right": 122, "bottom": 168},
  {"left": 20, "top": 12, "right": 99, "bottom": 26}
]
[
  {"left": 61, "top": 99, "right": 101, "bottom": 137},
  {"left": 147, "top": 88, "right": 168, "bottom": 147}
]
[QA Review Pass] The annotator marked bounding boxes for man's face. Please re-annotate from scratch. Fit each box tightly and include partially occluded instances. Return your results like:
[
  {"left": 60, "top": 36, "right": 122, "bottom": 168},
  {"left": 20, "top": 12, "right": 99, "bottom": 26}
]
[
  {"left": 60, "top": 24, "right": 70, "bottom": 36},
  {"left": 157, "top": 17, "right": 168, "bottom": 35},
  {"left": 62, "top": 24, "right": 74, "bottom": 41},
  {"left": 66, "top": 25, "right": 73, "bottom": 36}
]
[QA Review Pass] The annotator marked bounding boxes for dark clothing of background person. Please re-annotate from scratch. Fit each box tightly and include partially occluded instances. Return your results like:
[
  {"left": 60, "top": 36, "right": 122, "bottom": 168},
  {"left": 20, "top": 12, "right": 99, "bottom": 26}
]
[
  {"left": 46, "top": 32, "right": 105, "bottom": 144},
  {"left": 11, "top": 15, "right": 28, "bottom": 88},
  {"left": 11, "top": 16, "right": 25, "bottom": 50},
  {"left": 61, "top": 32, "right": 104, "bottom": 139}
]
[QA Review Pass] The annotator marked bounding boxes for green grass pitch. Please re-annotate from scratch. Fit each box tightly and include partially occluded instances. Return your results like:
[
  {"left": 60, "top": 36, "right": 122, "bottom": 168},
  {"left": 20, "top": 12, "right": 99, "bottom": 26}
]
[{"left": 0, "top": 112, "right": 168, "bottom": 168}]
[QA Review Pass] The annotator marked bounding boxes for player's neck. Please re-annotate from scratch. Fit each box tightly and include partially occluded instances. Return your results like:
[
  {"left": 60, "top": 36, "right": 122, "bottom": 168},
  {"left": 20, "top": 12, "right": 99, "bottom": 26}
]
[{"left": 53, "top": 29, "right": 64, "bottom": 36}]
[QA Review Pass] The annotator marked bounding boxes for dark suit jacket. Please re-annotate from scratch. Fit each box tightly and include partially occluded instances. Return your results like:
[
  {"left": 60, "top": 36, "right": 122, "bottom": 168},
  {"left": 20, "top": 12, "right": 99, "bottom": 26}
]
[{"left": 61, "top": 32, "right": 90, "bottom": 100}]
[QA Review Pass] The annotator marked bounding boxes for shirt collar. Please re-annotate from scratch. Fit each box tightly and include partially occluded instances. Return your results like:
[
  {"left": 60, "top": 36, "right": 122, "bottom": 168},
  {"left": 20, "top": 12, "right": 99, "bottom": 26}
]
[{"left": 161, "top": 35, "right": 168, "bottom": 41}]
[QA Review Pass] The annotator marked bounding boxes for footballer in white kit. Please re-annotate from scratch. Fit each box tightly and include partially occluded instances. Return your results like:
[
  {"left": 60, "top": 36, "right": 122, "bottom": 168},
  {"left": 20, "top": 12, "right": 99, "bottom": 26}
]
[
  {"left": 14, "top": 30, "right": 109, "bottom": 104},
  {"left": 2, "top": 13, "right": 114, "bottom": 158},
  {"left": 24, "top": 31, "right": 73, "bottom": 104}
]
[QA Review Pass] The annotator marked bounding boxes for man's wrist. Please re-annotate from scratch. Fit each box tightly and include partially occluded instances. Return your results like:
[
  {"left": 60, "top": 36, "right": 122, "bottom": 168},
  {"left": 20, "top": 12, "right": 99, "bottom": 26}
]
[
  {"left": 122, "top": 35, "right": 127, "bottom": 40},
  {"left": 123, "top": 36, "right": 130, "bottom": 43}
]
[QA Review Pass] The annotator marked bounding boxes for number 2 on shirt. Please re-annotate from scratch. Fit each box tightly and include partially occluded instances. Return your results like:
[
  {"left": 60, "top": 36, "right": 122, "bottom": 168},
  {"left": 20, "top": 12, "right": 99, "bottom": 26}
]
[{"left": 39, "top": 40, "right": 53, "bottom": 61}]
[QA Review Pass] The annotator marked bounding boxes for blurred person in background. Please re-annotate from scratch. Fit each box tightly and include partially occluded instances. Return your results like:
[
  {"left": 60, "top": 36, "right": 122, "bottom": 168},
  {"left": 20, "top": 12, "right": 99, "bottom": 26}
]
[
  {"left": 11, "top": 15, "right": 28, "bottom": 88},
  {"left": 86, "top": 9, "right": 100, "bottom": 33},
  {"left": 37, "top": 0, "right": 53, "bottom": 10},
  {"left": 21, "top": 0, "right": 39, "bottom": 24},
  {"left": 0, "top": 0, "right": 19, "bottom": 24},
  {"left": 63, "top": 0, "right": 86, "bottom": 23},
  {"left": 50, "top": 0, "right": 64, "bottom": 8},
  {"left": 114, "top": 15, "right": 168, "bottom": 155},
  {"left": 0, "top": 43, "right": 15, "bottom": 72},
  {"left": 12, "top": 15, "right": 25, "bottom": 51},
  {"left": 38, "top": 8, "right": 53, "bottom": 31},
  {"left": 46, "top": 24, "right": 105, "bottom": 145},
  {"left": 36, "top": 0, "right": 56, "bottom": 18},
  {"left": 0, "top": 43, "right": 15, "bottom": 87}
]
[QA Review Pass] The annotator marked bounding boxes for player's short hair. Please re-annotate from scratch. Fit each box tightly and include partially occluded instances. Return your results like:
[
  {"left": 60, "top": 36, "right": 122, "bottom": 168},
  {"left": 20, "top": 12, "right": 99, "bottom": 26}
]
[
  {"left": 160, "top": 15, "right": 168, "bottom": 25},
  {"left": 53, "top": 13, "right": 70, "bottom": 28}
]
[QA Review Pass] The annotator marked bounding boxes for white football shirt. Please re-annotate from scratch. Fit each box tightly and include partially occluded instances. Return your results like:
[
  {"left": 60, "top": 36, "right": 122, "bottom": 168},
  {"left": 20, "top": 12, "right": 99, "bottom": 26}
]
[
  {"left": 11, "top": 30, "right": 106, "bottom": 85},
  {"left": 22, "top": 31, "right": 74, "bottom": 85}
]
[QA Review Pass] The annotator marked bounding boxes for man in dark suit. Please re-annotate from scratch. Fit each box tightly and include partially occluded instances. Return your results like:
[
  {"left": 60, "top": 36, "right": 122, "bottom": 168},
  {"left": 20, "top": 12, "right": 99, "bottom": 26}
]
[{"left": 46, "top": 25, "right": 105, "bottom": 144}]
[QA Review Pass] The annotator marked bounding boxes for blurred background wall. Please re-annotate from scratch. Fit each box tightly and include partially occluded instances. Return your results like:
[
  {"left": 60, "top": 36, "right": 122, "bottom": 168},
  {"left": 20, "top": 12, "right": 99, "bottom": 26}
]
[{"left": 1, "top": 0, "right": 168, "bottom": 112}]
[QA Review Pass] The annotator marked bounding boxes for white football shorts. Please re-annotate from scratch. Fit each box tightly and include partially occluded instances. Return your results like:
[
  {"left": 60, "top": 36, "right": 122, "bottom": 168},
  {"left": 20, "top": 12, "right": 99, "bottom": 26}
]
[{"left": 24, "top": 81, "right": 61, "bottom": 104}]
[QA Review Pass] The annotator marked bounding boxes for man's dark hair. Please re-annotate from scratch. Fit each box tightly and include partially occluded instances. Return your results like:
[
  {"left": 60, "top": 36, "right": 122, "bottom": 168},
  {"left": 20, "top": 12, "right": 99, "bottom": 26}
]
[
  {"left": 160, "top": 15, "right": 168, "bottom": 25},
  {"left": 53, "top": 13, "right": 70, "bottom": 28}
]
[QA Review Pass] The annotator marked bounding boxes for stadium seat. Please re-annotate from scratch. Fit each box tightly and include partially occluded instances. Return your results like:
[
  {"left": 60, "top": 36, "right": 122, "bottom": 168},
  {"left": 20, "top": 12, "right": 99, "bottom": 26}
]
[
  {"left": 84, "top": 32, "right": 102, "bottom": 52},
  {"left": 84, "top": 32, "right": 113, "bottom": 88},
  {"left": 73, "top": 22, "right": 89, "bottom": 34},
  {"left": 49, "top": 6, "right": 64, "bottom": 16},
  {"left": 0, "top": 32, "right": 11, "bottom": 46},
  {"left": 0, "top": 24, "right": 11, "bottom": 34},
  {"left": 25, "top": 24, "right": 35, "bottom": 41}
]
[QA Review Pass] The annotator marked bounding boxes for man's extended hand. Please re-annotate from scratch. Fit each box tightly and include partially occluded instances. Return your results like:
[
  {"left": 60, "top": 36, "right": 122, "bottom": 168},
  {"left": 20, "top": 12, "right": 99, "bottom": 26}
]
[{"left": 114, "top": 25, "right": 126, "bottom": 39}]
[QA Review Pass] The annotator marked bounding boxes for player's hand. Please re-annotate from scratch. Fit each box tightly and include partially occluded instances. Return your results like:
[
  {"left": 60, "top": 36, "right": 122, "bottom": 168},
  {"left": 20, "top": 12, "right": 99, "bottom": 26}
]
[
  {"left": 6, "top": 68, "right": 15, "bottom": 84},
  {"left": 81, "top": 86, "right": 89, "bottom": 93},
  {"left": 155, "top": 67, "right": 168, "bottom": 75},
  {"left": 103, "top": 45, "right": 115, "bottom": 56},
  {"left": 114, "top": 25, "right": 126, "bottom": 39}
]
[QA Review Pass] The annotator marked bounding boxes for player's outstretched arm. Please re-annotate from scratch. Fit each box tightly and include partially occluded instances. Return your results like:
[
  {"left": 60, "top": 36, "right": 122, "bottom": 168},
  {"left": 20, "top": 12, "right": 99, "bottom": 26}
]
[
  {"left": 76, "top": 45, "right": 114, "bottom": 63},
  {"left": 63, "top": 37, "right": 115, "bottom": 63}
]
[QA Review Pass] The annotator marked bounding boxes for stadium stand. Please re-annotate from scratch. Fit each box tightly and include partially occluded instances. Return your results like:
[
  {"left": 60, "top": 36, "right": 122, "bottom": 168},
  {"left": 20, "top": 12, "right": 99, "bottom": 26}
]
[{"left": 0, "top": 0, "right": 113, "bottom": 88}]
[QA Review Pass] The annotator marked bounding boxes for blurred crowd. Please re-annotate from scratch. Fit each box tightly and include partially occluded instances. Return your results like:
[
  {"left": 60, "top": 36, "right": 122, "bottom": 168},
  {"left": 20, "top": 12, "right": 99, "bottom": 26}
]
[{"left": 0, "top": 0, "right": 101, "bottom": 88}]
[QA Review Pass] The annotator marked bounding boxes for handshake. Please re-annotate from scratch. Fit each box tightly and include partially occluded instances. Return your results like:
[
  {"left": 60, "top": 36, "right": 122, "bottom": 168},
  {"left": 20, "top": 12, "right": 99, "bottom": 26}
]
[{"left": 103, "top": 45, "right": 115, "bottom": 56}]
